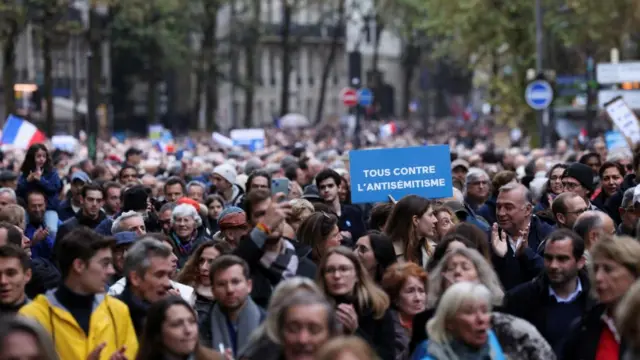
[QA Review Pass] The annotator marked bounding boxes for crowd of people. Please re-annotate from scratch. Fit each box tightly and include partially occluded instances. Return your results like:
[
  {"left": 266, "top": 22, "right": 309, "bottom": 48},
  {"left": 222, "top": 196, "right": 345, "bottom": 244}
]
[{"left": 0, "top": 129, "right": 640, "bottom": 360}]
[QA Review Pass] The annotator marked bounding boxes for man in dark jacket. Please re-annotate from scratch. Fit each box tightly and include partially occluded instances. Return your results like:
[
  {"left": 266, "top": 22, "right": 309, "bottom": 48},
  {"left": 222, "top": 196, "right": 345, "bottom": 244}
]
[
  {"left": 237, "top": 189, "right": 316, "bottom": 308},
  {"left": 57, "top": 183, "right": 107, "bottom": 244},
  {"left": 316, "top": 169, "right": 366, "bottom": 244},
  {"left": 504, "top": 229, "right": 595, "bottom": 356},
  {"left": 493, "top": 183, "right": 551, "bottom": 290},
  {"left": 116, "top": 237, "right": 174, "bottom": 337},
  {"left": 57, "top": 171, "right": 90, "bottom": 222}
]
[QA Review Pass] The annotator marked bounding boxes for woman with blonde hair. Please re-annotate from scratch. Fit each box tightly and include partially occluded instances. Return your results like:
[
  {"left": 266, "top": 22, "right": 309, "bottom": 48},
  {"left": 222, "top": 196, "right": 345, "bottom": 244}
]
[
  {"left": 413, "top": 282, "right": 507, "bottom": 360},
  {"left": 286, "top": 198, "right": 314, "bottom": 232},
  {"left": 412, "top": 248, "right": 554, "bottom": 360},
  {"left": 0, "top": 316, "right": 59, "bottom": 360},
  {"left": 239, "top": 277, "right": 327, "bottom": 360},
  {"left": 563, "top": 236, "right": 640, "bottom": 360},
  {"left": 315, "top": 336, "right": 380, "bottom": 360},
  {"left": 317, "top": 246, "right": 395, "bottom": 360}
]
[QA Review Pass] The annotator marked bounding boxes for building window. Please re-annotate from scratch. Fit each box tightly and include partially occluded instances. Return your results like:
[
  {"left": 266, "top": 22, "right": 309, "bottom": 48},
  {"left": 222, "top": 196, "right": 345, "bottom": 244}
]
[
  {"left": 255, "top": 100, "right": 263, "bottom": 125},
  {"left": 308, "top": 49, "right": 315, "bottom": 86}
]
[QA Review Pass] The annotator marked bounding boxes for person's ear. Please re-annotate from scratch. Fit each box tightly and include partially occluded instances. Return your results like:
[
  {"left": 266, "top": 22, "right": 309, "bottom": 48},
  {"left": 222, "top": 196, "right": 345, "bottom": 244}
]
[
  {"left": 71, "top": 258, "right": 87, "bottom": 275},
  {"left": 556, "top": 213, "right": 566, "bottom": 226},
  {"left": 577, "top": 254, "right": 586, "bottom": 270},
  {"left": 412, "top": 215, "right": 419, "bottom": 227},
  {"left": 130, "top": 271, "right": 143, "bottom": 288}
]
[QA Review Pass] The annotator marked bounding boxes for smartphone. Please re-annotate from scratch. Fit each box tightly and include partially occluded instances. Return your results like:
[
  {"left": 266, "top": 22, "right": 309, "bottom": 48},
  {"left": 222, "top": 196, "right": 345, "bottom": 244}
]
[{"left": 271, "top": 178, "right": 290, "bottom": 196}]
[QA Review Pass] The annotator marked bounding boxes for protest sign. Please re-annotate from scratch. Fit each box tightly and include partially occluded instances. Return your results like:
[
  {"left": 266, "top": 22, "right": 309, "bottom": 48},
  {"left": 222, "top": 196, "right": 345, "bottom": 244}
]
[
  {"left": 349, "top": 145, "right": 453, "bottom": 204},
  {"left": 604, "top": 96, "right": 640, "bottom": 146},
  {"left": 230, "top": 128, "right": 266, "bottom": 152}
]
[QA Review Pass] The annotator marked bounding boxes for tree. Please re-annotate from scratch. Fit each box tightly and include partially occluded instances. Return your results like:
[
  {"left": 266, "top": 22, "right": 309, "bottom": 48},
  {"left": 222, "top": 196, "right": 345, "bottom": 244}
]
[
  {"left": 314, "top": 0, "right": 346, "bottom": 125},
  {"left": 279, "top": 0, "right": 295, "bottom": 117},
  {"left": 28, "top": 0, "right": 82, "bottom": 136},
  {"left": 111, "top": 0, "right": 192, "bottom": 125},
  {"left": 191, "top": 0, "right": 225, "bottom": 131},
  {"left": 241, "top": 0, "right": 261, "bottom": 127},
  {"left": 0, "top": 2, "right": 26, "bottom": 120}
]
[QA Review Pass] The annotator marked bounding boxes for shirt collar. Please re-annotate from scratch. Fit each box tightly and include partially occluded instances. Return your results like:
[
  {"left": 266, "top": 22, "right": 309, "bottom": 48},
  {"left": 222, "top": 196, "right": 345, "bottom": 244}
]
[{"left": 548, "top": 277, "right": 583, "bottom": 303}]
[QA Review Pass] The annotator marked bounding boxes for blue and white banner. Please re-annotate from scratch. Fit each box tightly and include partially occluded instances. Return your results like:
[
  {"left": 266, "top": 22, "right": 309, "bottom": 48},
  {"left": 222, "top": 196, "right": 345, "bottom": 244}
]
[{"left": 349, "top": 145, "right": 453, "bottom": 203}]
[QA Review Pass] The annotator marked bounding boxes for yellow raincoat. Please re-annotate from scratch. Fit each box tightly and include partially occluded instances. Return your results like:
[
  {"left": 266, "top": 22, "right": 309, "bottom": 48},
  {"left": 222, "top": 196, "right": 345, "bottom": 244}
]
[{"left": 19, "top": 291, "right": 138, "bottom": 360}]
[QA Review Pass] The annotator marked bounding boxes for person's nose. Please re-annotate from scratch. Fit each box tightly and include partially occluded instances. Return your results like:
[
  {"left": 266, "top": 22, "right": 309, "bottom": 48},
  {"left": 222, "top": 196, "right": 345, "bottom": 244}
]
[
  {"left": 296, "top": 329, "right": 311, "bottom": 344},
  {"left": 0, "top": 274, "right": 8, "bottom": 286},
  {"left": 106, "top": 263, "right": 116, "bottom": 276}
]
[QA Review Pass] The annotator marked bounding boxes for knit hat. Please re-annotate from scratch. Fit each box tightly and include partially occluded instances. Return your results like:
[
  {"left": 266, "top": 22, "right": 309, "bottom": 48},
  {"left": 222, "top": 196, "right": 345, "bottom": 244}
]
[
  {"left": 213, "top": 163, "right": 237, "bottom": 185},
  {"left": 563, "top": 163, "right": 595, "bottom": 192},
  {"left": 218, "top": 207, "right": 248, "bottom": 230},
  {"left": 176, "top": 197, "right": 201, "bottom": 213}
]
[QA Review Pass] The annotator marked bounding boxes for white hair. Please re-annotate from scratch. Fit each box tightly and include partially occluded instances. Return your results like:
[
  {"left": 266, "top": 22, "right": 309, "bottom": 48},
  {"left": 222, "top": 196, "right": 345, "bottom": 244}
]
[
  {"left": 171, "top": 204, "right": 202, "bottom": 227},
  {"left": 0, "top": 188, "right": 16, "bottom": 201},
  {"left": 427, "top": 282, "right": 493, "bottom": 346},
  {"left": 607, "top": 148, "right": 633, "bottom": 162},
  {"left": 112, "top": 210, "right": 144, "bottom": 234}
]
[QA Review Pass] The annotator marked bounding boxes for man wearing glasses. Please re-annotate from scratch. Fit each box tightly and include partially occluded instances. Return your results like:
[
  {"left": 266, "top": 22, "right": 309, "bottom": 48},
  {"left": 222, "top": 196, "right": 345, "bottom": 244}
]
[
  {"left": 551, "top": 192, "right": 589, "bottom": 230},
  {"left": 561, "top": 163, "right": 600, "bottom": 211},
  {"left": 618, "top": 187, "right": 638, "bottom": 237}
]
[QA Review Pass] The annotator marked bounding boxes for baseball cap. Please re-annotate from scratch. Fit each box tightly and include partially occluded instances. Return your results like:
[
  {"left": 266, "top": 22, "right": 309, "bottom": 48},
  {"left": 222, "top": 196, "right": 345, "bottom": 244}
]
[
  {"left": 114, "top": 231, "right": 137, "bottom": 247},
  {"left": 71, "top": 171, "right": 91, "bottom": 184}
]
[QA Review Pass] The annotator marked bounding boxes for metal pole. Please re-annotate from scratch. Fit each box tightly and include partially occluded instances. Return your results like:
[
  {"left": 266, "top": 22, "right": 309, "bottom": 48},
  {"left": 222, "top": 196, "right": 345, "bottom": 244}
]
[{"left": 535, "top": 0, "right": 548, "bottom": 148}]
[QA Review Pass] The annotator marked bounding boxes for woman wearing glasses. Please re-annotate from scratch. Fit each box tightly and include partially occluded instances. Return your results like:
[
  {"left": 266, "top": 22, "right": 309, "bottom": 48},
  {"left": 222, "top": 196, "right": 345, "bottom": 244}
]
[{"left": 317, "top": 246, "right": 396, "bottom": 360}]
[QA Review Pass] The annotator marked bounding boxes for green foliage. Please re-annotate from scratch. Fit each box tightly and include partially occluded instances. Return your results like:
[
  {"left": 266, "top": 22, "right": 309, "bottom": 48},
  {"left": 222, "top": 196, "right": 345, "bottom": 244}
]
[
  {"left": 111, "top": 0, "right": 193, "bottom": 73},
  {"left": 27, "top": 0, "right": 83, "bottom": 46}
]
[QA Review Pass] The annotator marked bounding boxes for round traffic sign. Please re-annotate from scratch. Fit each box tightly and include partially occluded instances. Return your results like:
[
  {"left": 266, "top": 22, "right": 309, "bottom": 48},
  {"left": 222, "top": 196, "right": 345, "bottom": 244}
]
[
  {"left": 340, "top": 87, "right": 357, "bottom": 107},
  {"left": 525, "top": 80, "right": 554, "bottom": 110},
  {"left": 357, "top": 88, "right": 374, "bottom": 106}
]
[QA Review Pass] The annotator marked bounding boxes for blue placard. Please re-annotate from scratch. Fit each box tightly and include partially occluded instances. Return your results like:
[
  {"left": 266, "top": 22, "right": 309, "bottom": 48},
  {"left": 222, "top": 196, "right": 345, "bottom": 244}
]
[
  {"left": 525, "top": 80, "right": 554, "bottom": 110},
  {"left": 349, "top": 145, "right": 453, "bottom": 204},
  {"left": 357, "top": 88, "right": 374, "bottom": 106}
]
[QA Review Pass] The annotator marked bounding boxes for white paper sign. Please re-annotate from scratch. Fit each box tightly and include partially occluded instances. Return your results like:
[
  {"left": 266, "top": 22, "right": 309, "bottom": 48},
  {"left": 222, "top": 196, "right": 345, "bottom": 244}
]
[{"left": 604, "top": 97, "right": 640, "bottom": 144}]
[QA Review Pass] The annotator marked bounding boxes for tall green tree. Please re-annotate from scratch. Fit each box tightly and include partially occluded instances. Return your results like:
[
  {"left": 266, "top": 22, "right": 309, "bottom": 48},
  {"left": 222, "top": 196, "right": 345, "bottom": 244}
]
[
  {"left": 29, "top": 0, "right": 82, "bottom": 136},
  {"left": 111, "top": 0, "right": 191, "bottom": 124},
  {"left": 0, "top": 2, "right": 26, "bottom": 120}
]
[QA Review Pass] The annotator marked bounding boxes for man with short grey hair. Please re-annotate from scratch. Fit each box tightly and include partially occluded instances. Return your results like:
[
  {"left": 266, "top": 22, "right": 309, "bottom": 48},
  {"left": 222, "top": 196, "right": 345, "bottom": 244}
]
[
  {"left": 618, "top": 187, "right": 638, "bottom": 236},
  {"left": 186, "top": 181, "right": 207, "bottom": 203},
  {"left": 494, "top": 183, "right": 552, "bottom": 290},
  {"left": 465, "top": 168, "right": 490, "bottom": 211},
  {"left": 111, "top": 211, "right": 146, "bottom": 235},
  {"left": 573, "top": 211, "right": 615, "bottom": 257},
  {"left": 0, "top": 188, "right": 17, "bottom": 212},
  {"left": 112, "top": 238, "right": 174, "bottom": 337}
]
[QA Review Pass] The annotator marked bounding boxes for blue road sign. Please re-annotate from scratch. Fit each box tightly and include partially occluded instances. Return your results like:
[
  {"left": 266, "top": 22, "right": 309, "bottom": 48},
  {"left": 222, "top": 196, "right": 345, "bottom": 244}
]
[
  {"left": 357, "top": 88, "right": 374, "bottom": 106},
  {"left": 525, "top": 80, "right": 554, "bottom": 110}
]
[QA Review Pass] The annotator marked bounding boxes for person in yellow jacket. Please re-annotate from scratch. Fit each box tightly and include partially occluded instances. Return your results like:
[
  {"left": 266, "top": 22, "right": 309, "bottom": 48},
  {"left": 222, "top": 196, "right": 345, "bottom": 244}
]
[{"left": 20, "top": 227, "right": 138, "bottom": 360}]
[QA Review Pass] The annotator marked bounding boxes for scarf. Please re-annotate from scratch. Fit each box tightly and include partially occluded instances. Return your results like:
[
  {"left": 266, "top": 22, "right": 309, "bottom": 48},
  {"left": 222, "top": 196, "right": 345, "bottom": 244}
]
[
  {"left": 171, "top": 230, "right": 198, "bottom": 255},
  {"left": 427, "top": 338, "right": 492, "bottom": 360},
  {"left": 210, "top": 297, "right": 262, "bottom": 356}
]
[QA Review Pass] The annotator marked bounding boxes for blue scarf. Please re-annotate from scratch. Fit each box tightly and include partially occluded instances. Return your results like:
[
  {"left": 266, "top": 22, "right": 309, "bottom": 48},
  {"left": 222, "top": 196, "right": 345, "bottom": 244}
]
[{"left": 170, "top": 230, "right": 198, "bottom": 255}]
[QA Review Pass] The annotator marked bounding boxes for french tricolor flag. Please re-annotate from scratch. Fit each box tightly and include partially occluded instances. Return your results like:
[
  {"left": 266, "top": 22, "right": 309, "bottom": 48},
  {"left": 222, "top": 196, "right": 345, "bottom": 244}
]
[
  {"left": 1, "top": 115, "right": 47, "bottom": 149},
  {"left": 380, "top": 122, "right": 397, "bottom": 138}
]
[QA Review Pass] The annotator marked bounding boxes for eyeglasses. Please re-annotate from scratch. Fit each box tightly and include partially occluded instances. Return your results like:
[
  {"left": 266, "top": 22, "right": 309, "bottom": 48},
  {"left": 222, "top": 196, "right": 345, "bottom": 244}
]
[
  {"left": 562, "top": 182, "right": 582, "bottom": 191},
  {"left": 470, "top": 180, "right": 489, "bottom": 186},
  {"left": 324, "top": 265, "right": 354, "bottom": 275}
]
